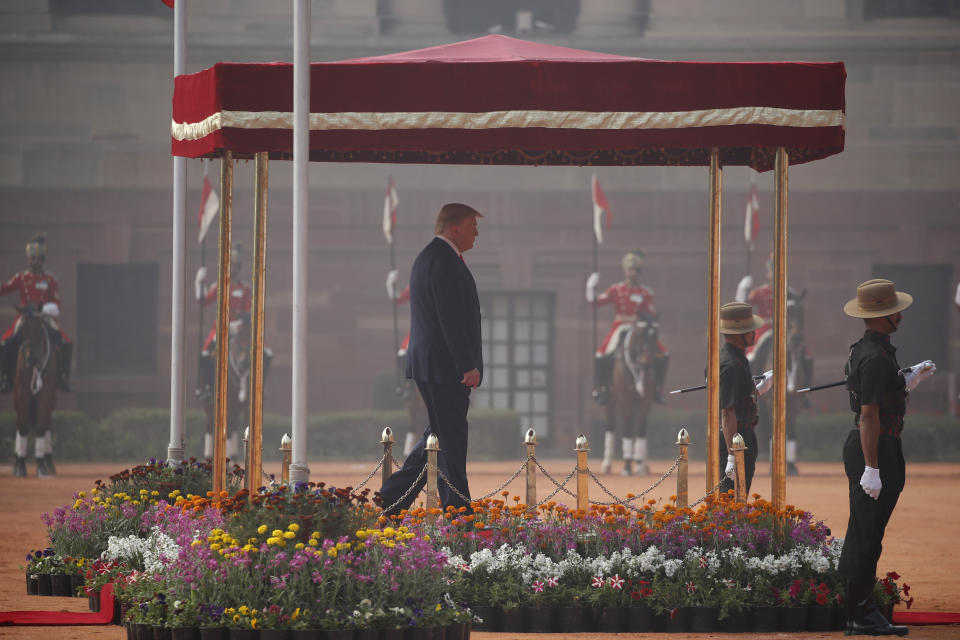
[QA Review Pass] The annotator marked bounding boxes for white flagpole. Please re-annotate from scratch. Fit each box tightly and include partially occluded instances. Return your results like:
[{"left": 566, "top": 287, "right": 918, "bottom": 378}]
[
  {"left": 167, "top": 0, "right": 187, "bottom": 464},
  {"left": 289, "top": 0, "right": 311, "bottom": 484}
]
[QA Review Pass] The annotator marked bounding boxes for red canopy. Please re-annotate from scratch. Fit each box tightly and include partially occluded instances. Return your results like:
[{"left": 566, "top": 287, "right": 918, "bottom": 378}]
[{"left": 171, "top": 35, "right": 845, "bottom": 171}]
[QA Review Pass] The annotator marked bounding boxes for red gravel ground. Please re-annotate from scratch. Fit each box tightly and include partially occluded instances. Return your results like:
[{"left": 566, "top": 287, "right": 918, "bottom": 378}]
[{"left": 1, "top": 459, "right": 958, "bottom": 639}]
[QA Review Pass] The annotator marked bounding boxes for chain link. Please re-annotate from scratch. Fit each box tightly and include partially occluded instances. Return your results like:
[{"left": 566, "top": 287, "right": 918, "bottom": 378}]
[
  {"left": 534, "top": 467, "right": 577, "bottom": 508},
  {"left": 690, "top": 476, "right": 728, "bottom": 508},
  {"left": 532, "top": 457, "right": 577, "bottom": 498},
  {"left": 378, "top": 462, "right": 428, "bottom": 517},
  {"left": 587, "top": 453, "right": 683, "bottom": 509},
  {"left": 353, "top": 451, "right": 387, "bottom": 491}
]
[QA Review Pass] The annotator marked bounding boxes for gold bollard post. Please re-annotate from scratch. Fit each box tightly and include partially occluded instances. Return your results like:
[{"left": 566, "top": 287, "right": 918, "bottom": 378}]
[
  {"left": 575, "top": 434, "right": 590, "bottom": 513},
  {"left": 279, "top": 433, "right": 292, "bottom": 485},
  {"left": 425, "top": 434, "right": 441, "bottom": 511},
  {"left": 524, "top": 428, "right": 537, "bottom": 510},
  {"left": 676, "top": 428, "right": 690, "bottom": 509},
  {"left": 731, "top": 433, "right": 748, "bottom": 503},
  {"left": 381, "top": 427, "right": 394, "bottom": 488}
]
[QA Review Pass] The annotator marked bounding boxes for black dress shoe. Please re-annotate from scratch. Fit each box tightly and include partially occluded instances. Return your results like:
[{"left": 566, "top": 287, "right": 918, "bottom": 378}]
[
  {"left": 845, "top": 608, "right": 909, "bottom": 636},
  {"left": 13, "top": 457, "right": 26, "bottom": 477}
]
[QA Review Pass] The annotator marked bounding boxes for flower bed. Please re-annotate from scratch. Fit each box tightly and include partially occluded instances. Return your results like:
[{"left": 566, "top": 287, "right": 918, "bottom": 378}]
[{"left": 25, "top": 462, "right": 913, "bottom": 635}]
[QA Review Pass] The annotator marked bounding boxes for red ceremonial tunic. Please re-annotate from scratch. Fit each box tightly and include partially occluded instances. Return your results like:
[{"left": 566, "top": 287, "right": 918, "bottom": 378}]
[
  {"left": 0, "top": 270, "right": 70, "bottom": 342},
  {"left": 201, "top": 280, "right": 252, "bottom": 351},
  {"left": 594, "top": 281, "right": 665, "bottom": 354},
  {"left": 396, "top": 285, "right": 411, "bottom": 353}
]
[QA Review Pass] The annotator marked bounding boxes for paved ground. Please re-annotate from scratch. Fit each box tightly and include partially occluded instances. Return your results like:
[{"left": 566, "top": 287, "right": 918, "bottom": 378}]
[{"left": 1, "top": 459, "right": 958, "bottom": 638}]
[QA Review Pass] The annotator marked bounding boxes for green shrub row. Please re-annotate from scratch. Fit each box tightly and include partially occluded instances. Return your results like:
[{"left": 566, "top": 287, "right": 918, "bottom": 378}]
[
  {"left": 0, "top": 408, "right": 522, "bottom": 463},
  {"left": 591, "top": 408, "right": 960, "bottom": 463}
]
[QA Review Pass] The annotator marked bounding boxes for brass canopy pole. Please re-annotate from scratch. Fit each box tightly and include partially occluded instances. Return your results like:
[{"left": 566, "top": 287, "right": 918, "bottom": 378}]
[
  {"left": 771, "top": 148, "right": 789, "bottom": 509},
  {"left": 247, "top": 152, "right": 269, "bottom": 497},
  {"left": 213, "top": 150, "right": 234, "bottom": 496},
  {"left": 706, "top": 148, "right": 722, "bottom": 493}
]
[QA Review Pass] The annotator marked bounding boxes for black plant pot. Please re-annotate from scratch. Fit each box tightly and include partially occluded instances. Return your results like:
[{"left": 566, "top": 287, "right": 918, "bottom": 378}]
[
  {"left": 596, "top": 606, "right": 625, "bottom": 632},
  {"left": 36, "top": 573, "right": 52, "bottom": 596},
  {"left": 750, "top": 606, "right": 779, "bottom": 632},
  {"left": 661, "top": 607, "right": 690, "bottom": 633},
  {"left": 552, "top": 606, "right": 585, "bottom": 633},
  {"left": 688, "top": 606, "right": 718, "bottom": 632},
  {"left": 807, "top": 605, "right": 835, "bottom": 632},
  {"left": 779, "top": 605, "right": 808, "bottom": 631},
  {"left": 260, "top": 629, "right": 290, "bottom": 640},
  {"left": 720, "top": 608, "right": 749, "bottom": 633},
  {"left": 290, "top": 631, "right": 322, "bottom": 640},
  {"left": 625, "top": 606, "right": 652, "bottom": 632},
  {"left": 353, "top": 630, "right": 376, "bottom": 640},
  {"left": 154, "top": 624, "right": 174, "bottom": 640},
  {"left": 25, "top": 573, "right": 38, "bottom": 595},
  {"left": 51, "top": 573, "right": 73, "bottom": 597},
  {"left": 444, "top": 622, "right": 466, "bottom": 640},
  {"left": 524, "top": 606, "right": 552, "bottom": 633},
  {"left": 499, "top": 608, "right": 523, "bottom": 632},
  {"left": 199, "top": 628, "right": 229, "bottom": 640},
  {"left": 402, "top": 627, "right": 432, "bottom": 640},
  {"left": 127, "top": 622, "right": 151, "bottom": 640},
  {"left": 170, "top": 627, "right": 200, "bottom": 640},
  {"left": 70, "top": 573, "right": 85, "bottom": 596}
]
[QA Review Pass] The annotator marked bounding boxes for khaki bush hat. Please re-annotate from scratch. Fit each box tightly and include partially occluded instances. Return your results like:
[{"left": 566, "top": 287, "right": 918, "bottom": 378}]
[
  {"left": 720, "top": 301, "right": 764, "bottom": 334},
  {"left": 843, "top": 279, "right": 913, "bottom": 318}
]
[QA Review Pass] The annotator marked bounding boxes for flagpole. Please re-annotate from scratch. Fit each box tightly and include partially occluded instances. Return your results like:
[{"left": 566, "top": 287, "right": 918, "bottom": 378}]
[
  {"left": 591, "top": 226, "right": 598, "bottom": 359},
  {"left": 389, "top": 214, "right": 401, "bottom": 393}
]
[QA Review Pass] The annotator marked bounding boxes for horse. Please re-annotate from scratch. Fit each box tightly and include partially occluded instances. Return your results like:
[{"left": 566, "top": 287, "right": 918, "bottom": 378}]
[
  {"left": 748, "top": 294, "right": 813, "bottom": 475},
  {"left": 12, "top": 304, "right": 59, "bottom": 477},
  {"left": 202, "top": 316, "right": 251, "bottom": 462},
  {"left": 601, "top": 314, "right": 659, "bottom": 476}
]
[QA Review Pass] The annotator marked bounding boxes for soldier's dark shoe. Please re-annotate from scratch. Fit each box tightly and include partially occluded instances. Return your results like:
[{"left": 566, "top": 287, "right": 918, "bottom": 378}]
[
  {"left": 37, "top": 457, "right": 52, "bottom": 478},
  {"left": 787, "top": 462, "right": 800, "bottom": 476},
  {"left": 43, "top": 454, "right": 57, "bottom": 475},
  {"left": 196, "top": 388, "right": 212, "bottom": 403},
  {"left": 592, "top": 387, "right": 609, "bottom": 406},
  {"left": 845, "top": 609, "right": 909, "bottom": 636},
  {"left": 14, "top": 457, "right": 27, "bottom": 477}
]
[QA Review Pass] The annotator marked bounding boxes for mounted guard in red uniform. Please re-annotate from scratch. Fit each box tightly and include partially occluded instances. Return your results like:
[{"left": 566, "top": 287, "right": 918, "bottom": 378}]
[
  {"left": 0, "top": 234, "right": 73, "bottom": 394},
  {"left": 587, "top": 250, "right": 669, "bottom": 406}
]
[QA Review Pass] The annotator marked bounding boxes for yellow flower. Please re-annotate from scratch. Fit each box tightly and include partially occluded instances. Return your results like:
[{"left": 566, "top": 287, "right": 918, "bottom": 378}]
[
  {"left": 190, "top": 540, "right": 202, "bottom": 547},
  {"left": 295, "top": 543, "right": 304, "bottom": 550},
  {"left": 310, "top": 531, "right": 320, "bottom": 540},
  {"left": 78, "top": 491, "right": 86, "bottom": 498},
  {"left": 308, "top": 539, "right": 318, "bottom": 547},
  {"left": 239, "top": 605, "right": 249, "bottom": 615},
  {"left": 355, "top": 529, "right": 368, "bottom": 540},
  {"left": 211, "top": 529, "right": 223, "bottom": 536},
  {"left": 435, "top": 604, "right": 442, "bottom": 612},
  {"left": 327, "top": 547, "right": 338, "bottom": 558},
  {"left": 283, "top": 531, "right": 296, "bottom": 540},
  {"left": 233, "top": 614, "right": 240, "bottom": 623},
  {"left": 257, "top": 525, "right": 268, "bottom": 535},
  {"left": 271, "top": 530, "right": 283, "bottom": 537},
  {"left": 287, "top": 523, "right": 299, "bottom": 532},
  {"left": 250, "top": 618, "right": 257, "bottom": 629},
  {"left": 382, "top": 527, "right": 395, "bottom": 538},
  {"left": 210, "top": 543, "right": 221, "bottom": 551},
  {"left": 292, "top": 608, "right": 300, "bottom": 620}
]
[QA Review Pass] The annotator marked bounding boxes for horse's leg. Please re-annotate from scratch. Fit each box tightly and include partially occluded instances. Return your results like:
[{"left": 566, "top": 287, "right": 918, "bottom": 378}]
[
  {"left": 631, "top": 393, "right": 653, "bottom": 476},
  {"left": 12, "top": 351, "right": 31, "bottom": 477},
  {"left": 203, "top": 400, "right": 214, "bottom": 459},
  {"left": 34, "top": 379, "right": 56, "bottom": 477},
  {"left": 785, "top": 395, "right": 800, "bottom": 475},
  {"left": 618, "top": 376, "right": 634, "bottom": 477},
  {"left": 601, "top": 361, "right": 619, "bottom": 474}
]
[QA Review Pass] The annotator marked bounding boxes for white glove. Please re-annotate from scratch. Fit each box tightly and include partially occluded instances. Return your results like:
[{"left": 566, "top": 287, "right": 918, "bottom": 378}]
[
  {"left": 755, "top": 370, "right": 773, "bottom": 395},
  {"left": 585, "top": 272, "right": 600, "bottom": 303},
  {"left": 194, "top": 266, "right": 207, "bottom": 301},
  {"left": 41, "top": 302, "right": 60, "bottom": 318},
  {"left": 860, "top": 466, "right": 881, "bottom": 500},
  {"left": 735, "top": 275, "right": 753, "bottom": 303},
  {"left": 904, "top": 360, "right": 936, "bottom": 391},
  {"left": 386, "top": 269, "right": 399, "bottom": 300},
  {"left": 724, "top": 454, "right": 735, "bottom": 479}
]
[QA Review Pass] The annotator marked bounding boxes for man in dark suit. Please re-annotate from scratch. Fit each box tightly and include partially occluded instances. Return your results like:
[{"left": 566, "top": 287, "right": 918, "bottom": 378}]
[{"left": 379, "top": 203, "right": 483, "bottom": 516}]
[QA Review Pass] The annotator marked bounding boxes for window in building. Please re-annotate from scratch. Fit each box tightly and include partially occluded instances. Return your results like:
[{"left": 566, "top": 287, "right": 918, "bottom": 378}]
[
  {"left": 442, "top": 0, "right": 580, "bottom": 35},
  {"left": 862, "top": 0, "right": 960, "bottom": 20},
  {"left": 50, "top": 0, "right": 172, "bottom": 17},
  {"left": 77, "top": 263, "right": 158, "bottom": 375},
  {"left": 473, "top": 291, "right": 555, "bottom": 436}
]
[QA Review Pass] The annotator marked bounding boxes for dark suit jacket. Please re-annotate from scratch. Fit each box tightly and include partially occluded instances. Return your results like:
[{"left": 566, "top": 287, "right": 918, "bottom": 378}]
[{"left": 405, "top": 237, "right": 483, "bottom": 385}]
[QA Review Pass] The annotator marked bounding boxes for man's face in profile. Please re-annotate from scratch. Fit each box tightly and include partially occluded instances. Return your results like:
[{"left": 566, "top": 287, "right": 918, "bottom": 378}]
[{"left": 450, "top": 215, "right": 479, "bottom": 253}]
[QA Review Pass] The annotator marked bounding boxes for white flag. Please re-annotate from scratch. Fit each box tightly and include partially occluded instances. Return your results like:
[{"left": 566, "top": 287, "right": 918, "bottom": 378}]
[
  {"left": 744, "top": 176, "right": 760, "bottom": 249},
  {"left": 382, "top": 176, "right": 398, "bottom": 244},
  {"left": 591, "top": 174, "right": 610, "bottom": 245},
  {"left": 197, "top": 168, "right": 219, "bottom": 244}
]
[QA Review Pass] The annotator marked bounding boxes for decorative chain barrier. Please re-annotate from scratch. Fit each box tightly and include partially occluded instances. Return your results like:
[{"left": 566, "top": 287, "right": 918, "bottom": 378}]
[
  {"left": 377, "top": 462, "right": 428, "bottom": 517},
  {"left": 586, "top": 452, "right": 684, "bottom": 510},
  {"left": 690, "top": 476, "right": 728, "bottom": 508},
  {"left": 534, "top": 467, "right": 577, "bottom": 508},
  {"left": 353, "top": 451, "right": 387, "bottom": 492},
  {"left": 532, "top": 457, "right": 577, "bottom": 499}
]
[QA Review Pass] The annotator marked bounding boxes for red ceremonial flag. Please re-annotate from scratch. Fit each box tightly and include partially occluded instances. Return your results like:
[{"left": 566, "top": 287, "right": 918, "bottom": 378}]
[
  {"left": 591, "top": 174, "right": 611, "bottom": 244},
  {"left": 744, "top": 178, "right": 760, "bottom": 249},
  {"left": 161, "top": 0, "right": 174, "bottom": 7},
  {"left": 197, "top": 169, "right": 219, "bottom": 244},
  {"left": 382, "top": 176, "right": 398, "bottom": 244}
]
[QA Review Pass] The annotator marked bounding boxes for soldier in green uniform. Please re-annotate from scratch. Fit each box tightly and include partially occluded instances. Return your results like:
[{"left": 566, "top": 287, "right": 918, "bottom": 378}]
[
  {"left": 839, "top": 278, "right": 934, "bottom": 637},
  {"left": 717, "top": 301, "right": 771, "bottom": 494}
]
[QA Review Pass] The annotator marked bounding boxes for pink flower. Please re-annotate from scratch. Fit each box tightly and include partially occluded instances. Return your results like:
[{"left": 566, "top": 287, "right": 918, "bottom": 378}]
[
  {"left": 698, "top": 556, "right": 707, "bottom": 569},
  {"left": 592, "top": 576, "right": 605, "bottom": 588},
  {"left": 532, "top": 580, "right": 545, "bottom": 593},
  {"left": 546, "top": 577, "right": 558, "bottom": 588},
  {"left": 685, "top": 581, "right": 697, "bottom": 593},
  {"left": 608, "top": 575, "right": 625, "bottom": 590}
]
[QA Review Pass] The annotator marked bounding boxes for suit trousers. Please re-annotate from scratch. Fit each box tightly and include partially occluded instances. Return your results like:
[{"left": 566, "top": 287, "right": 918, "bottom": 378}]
[
  {"left": 838, "top": 429, "right": 905, "bottom": 585},
  {"left": 380, "top": 380, "right": 472, "bottom": 514},
  {"left": 718, "top": 428, "right": 758, "bottom": 495}
]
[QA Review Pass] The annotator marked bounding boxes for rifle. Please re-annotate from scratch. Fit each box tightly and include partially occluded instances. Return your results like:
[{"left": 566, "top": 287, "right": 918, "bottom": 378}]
[
  {"left": 797, "top": 367, "right": 915, "bottom": 394},
  {"left": 669, "top": 374, "right": 765, "bottom": 395}
]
